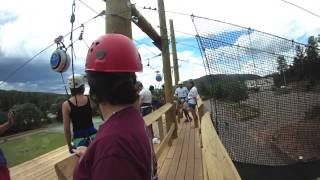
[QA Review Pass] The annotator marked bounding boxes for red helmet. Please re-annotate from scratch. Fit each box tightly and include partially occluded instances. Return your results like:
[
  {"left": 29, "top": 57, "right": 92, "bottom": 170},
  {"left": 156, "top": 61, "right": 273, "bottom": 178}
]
[{"left": 85, "top": 34, "right": 142, "bottom": 72}]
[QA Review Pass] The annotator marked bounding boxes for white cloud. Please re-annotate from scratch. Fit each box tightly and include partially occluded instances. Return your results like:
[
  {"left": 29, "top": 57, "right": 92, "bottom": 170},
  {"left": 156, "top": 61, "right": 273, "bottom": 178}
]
[{"left": 0, "top": 81, "right": 15, "bottom": 90}]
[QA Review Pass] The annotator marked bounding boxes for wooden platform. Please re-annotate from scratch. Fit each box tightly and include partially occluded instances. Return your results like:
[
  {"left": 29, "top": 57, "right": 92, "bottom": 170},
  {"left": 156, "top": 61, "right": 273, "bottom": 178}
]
[
  {"left": 10, "top": 121, "right": 202, "bottom": 180},
  {"left": 10, "top": 146, "right": 70, "bottom": 180},
  {"left": 157, "top": 122, "right": 203, "bottom": 180}
]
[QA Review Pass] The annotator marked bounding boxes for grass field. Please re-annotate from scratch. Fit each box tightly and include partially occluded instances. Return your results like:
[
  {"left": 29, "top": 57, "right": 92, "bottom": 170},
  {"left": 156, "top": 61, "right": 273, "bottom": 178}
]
[{"left": 1, "top": 132, "right": 66, "bottom": 167}]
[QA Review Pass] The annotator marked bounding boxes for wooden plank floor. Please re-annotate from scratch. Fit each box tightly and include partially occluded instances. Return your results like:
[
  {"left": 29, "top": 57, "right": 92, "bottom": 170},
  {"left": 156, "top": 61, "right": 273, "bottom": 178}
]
[
  {"left": 9, "top": 122, "right": 203, "bottom": 180},
  {"left": 158, "top": 122, "right": 203, "bottom": 180},
  {"left": 10, "top": 146, "right": 70, "bottom": 180}
]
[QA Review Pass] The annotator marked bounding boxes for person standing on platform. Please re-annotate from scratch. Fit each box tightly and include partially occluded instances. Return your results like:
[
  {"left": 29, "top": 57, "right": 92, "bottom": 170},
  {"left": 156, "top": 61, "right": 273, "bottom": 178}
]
[
  {"left": 62, "top": 74, "right": 97, "bottom": 153},
  {"left": 186, "top": 79, "right": 199, "bottom": 125},
  {"left": 73, "top": 34, "right": 157, "bottom": 180},
  {"left": 137, "top": 82, "right": 158, "bottom": 143},
  {"left": 149, "top": 85, "right": 160, "bottom": 110},
  {"left": 175, "top": 81, "right": 191, "bottom": 122},
  {"left": 137, "top": 82, "right": 153, "bottom": 117}
]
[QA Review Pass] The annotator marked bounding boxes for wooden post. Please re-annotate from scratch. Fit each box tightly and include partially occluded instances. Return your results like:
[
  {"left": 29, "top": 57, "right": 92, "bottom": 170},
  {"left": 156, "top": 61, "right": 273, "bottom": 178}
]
[
  {"left": 175, "top": 101, "right": 181, "bottom": 124},
  {"left": 157, "top": 117, "right": 164, "bottom": 141},
  {"left": 105, "top": 0, "right": 132, "bottom": 38},
  {"left": 169, "top": 19, "right": 179, "bottom": 85},
  {"left": 158, "top": 0, "right": 177, "bottom": 139}
]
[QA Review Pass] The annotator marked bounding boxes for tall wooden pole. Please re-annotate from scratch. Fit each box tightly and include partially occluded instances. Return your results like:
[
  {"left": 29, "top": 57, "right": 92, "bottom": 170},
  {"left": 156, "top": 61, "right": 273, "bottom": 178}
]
[
  {"left": 105, "top": 0, "right": 132, "bottom": 38},
  {"left": 158, "top": 0, "right": 177, "bottom": 140},
  {"left": 157, "top": 0, "right": 172, "bottom": 104},
  {"left": 169, "top": 19, "right": 179, "bottom": 85}
]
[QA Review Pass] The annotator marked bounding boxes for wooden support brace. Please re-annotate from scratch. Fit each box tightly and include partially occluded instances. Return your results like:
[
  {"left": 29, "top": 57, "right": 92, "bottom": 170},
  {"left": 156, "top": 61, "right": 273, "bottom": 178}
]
[{"left": 131, "top": 5, "right": 162, "bottom": 49}]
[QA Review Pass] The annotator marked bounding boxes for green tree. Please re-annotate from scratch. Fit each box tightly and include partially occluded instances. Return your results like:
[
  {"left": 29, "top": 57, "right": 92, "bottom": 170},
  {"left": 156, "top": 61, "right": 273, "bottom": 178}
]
[
  {"left": 0, "top": 111, "right": 7, "bottom": 124},
  {"left": 212, "top": 80, "right": 248, "bottom": 103},
  {"left": 306, "top": 36, "right": 319, "bottom": 60},
  {"left": 292, "top": 45, "right": 305, "bottom": 81},
  {"left": 277, "top": 55, "right": 288, "bottom": 86},
  {"left": 306, "top": 36, "right": 320, "bottom": 81},
  {"left": 197, "top": 81, "right": 212, "bottom": 99},
  {"left": 49, "top": 96, "right": 67, "bottom": 122},
  {"left": 10, "top": 103, "right": 42, "bottom": 131}
]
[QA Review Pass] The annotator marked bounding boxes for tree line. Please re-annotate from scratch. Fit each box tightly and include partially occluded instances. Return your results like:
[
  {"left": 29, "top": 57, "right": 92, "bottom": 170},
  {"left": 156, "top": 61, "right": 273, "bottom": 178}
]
[
  {"left": 0, "top": 90, "right": 67, "bottom": 134},
  {"left": 195, "top": 74, "right": 260, "bottom": 103},
  {"left": 275, "top": 35, "right": 320, "bottom": 88}
]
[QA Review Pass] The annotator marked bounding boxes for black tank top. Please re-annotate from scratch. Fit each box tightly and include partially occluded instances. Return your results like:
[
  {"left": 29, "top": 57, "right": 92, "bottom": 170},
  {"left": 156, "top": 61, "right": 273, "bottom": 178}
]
[{"left": 67, "top": 96, "right": 94, "bottom": 135}]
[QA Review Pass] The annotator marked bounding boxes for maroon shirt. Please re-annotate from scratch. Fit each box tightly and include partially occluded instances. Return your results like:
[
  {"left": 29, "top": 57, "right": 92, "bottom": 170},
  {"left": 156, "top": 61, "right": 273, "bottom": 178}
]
[{"left": 73, "top": 106, "right": 157, "bottom": 180}]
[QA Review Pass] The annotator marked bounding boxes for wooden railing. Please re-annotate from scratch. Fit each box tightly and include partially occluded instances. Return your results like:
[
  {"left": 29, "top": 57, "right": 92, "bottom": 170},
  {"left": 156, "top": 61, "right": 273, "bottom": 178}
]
[
  {"left": 55, "top": 102, "right": 178, "bottom": 180},
  {"left": 197, "top": 97, "right": 241, "bottom": 180},
  {"left": 144, "top": 102, "right": 178, "bottom": 158}
]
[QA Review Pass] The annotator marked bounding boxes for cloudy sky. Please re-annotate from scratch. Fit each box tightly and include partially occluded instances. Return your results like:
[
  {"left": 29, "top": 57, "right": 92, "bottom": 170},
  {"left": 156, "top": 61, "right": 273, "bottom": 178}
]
[{"left": 0, "top": 0, "right": 319, "bottom": 94}]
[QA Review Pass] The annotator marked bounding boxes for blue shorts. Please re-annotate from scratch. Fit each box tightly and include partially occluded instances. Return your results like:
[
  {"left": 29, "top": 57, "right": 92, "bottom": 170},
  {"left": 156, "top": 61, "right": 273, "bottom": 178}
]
[{"left": 188, "top": 103, "right": 196, "bottom": 110}]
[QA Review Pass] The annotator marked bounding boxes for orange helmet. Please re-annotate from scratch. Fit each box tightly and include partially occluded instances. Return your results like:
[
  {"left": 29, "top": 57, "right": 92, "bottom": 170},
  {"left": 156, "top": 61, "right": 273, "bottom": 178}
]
[{"left": 85, "top": 34, "right": 142, "bottom": 72}]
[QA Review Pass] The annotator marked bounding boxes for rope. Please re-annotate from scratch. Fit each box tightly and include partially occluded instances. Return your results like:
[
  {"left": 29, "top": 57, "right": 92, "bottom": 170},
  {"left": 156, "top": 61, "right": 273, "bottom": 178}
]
[
  {"left": 134, "top": 39, "right": 159, "bottom": 56},
  {"left": 279, "top": 0, "right": 320, "bottom": 19},
  {"left": 78, "top": 24, "right": 90, "bottom": 49},
  {"left": 0, "top": 43, "right": 55, "bottom": 87},
  {"left": 60, "top": 73, "right": 69, "bottom": 96},
  {"left": 139, "top": 6, "right": 311, "bottom": 47},
  {"left": 82, "top": 39, "right": 90, "bottom": 49},
  {"left": 143, "top": 53, "right": 161, "bottom": 62},
  {"left": 77, "top": 0, "right": 103, "bottom": 18},
  {"left": 70, "top": 0, "right": 78, "bottom": 106}
]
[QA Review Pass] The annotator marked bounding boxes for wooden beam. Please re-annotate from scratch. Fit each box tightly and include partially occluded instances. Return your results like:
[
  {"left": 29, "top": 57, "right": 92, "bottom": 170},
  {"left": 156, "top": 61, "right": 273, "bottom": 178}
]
[
  {"left": 169, "top": 19, "right": 179, "bottom": 85},
  {"left": 201, "top": 112, "right": 241, "bottom": 180},
  {"left": 144, "top": 103, "right": 172, "bottom": 126},
  {"left": 55, "top": 154, "right": 78, "bottom": 180},
  {"left": 158, "top": 0, "right": 177, "bottom": 139},
  {"left": 157, "top": 0, "right": 173, "bottom": 104},
  {"left": 131, "top": 5, "right": 161, "bottom": 49},
  {"left": 157, "top": 116, "right": 165, "bottom": 140},
  {"left": 105, "top": 0, "right": 132, "bottom": 38}
]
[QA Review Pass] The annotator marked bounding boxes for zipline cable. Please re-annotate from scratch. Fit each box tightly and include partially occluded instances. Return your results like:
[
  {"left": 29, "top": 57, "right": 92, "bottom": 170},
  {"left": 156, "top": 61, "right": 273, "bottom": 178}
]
[{"left": 0, "top": 13, "right": 104, "bottom": 88}]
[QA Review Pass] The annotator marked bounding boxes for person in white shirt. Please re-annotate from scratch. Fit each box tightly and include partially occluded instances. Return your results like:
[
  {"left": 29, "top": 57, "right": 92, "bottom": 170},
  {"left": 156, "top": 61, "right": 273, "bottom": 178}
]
[
  {"left": 174, "top": 81, "right": 191, "bottom": 122},
  {"left": 137, "top": 81, "right": 153, "bottom": 116},
  {"left": 186, "top": 80, "right": 198, "bottom": 124},
  {"left": 137, "top": 81, "right": 156, "bottom": 140}
]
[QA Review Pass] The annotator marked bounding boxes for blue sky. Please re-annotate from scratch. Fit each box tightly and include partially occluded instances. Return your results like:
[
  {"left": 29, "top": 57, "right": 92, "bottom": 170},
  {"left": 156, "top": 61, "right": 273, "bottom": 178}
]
[{"left": 0, "top": 0, "right": 319, "bottom": 93}]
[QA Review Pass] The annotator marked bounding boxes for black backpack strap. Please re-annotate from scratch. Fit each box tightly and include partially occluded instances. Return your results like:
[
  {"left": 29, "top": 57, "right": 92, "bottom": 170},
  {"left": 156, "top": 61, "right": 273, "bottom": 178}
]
[
  {"left": 67, "top": 99, "right": 74, "bottom": 108},
  {"left": 86, "top": 96, "right": 91, "bottom": 107}
]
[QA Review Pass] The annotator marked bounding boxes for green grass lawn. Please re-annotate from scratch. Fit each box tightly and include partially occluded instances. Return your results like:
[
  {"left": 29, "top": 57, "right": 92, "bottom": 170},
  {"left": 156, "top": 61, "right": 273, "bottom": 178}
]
[{"left": 1, "top": 132, "right": 66, "bottom": 167}]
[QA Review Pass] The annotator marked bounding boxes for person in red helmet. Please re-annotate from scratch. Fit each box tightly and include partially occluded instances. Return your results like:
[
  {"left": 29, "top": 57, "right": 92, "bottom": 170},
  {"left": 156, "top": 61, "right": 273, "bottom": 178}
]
[{"left": 73, "top": 34, "right": 157, "bottom": 180}]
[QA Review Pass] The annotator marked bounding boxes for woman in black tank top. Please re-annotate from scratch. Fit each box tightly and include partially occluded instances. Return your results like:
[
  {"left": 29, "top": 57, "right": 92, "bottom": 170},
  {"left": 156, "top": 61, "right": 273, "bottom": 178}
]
[{"left": 62, "top": 74, "right": 97, "bottom": 153}]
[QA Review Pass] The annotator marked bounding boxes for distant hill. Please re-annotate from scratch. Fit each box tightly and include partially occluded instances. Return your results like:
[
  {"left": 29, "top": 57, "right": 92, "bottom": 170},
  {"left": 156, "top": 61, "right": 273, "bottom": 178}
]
[
  {"left": 193, "top": 74, "right": 261, "bottom": 85},
  {"left": 188, "top": 74, "right": 261, "bottom": 100}
]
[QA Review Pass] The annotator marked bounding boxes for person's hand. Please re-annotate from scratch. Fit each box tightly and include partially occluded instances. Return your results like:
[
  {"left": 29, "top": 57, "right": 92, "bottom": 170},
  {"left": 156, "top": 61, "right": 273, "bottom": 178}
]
[
  {"left": 7, "top": 111, "right": 15, "bottom": 126},
  {"left": 72, "top": 146, "right": 87, "bottom": 157},
  {"left": 68, "top": 145, "right": 76, "bottom": 154}
]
